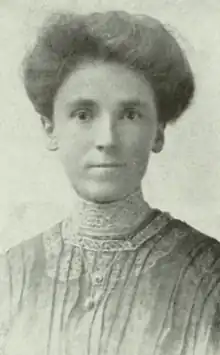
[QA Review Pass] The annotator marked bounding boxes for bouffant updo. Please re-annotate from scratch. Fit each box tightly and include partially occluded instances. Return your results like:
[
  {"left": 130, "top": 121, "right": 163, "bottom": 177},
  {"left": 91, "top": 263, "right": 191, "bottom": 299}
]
[{"left": 22, "top": 11, "right": 195, "bottom": 124}]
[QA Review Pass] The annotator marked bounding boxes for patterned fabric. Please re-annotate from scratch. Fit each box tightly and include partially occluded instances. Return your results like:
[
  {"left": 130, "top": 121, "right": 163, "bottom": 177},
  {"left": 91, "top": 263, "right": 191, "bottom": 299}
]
[
  {"left": 66, "top": 187, "right": 151, "bottom": 238},
  {"left": 0, "top": 199, "right": 220, "bottom": 354}
]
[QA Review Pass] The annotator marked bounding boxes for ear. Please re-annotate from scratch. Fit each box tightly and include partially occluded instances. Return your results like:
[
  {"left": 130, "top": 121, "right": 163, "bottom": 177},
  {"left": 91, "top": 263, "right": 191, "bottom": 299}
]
[
  {"left": 152, "top": 122, "right": 165, "bottom": 154},
  {"left": 40, "top": 116, "right": 54, "bottom": 136},
  {"left": 40, "top": 116, "right": 59, "bottom": 151}
]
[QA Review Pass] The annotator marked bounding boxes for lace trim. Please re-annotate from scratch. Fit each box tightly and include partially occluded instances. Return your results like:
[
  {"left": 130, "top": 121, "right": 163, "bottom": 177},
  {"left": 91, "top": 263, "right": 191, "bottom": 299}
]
[
  {"left": 61, "top": 212, "right": 171, "bottom": 251},
  {"left": 43, "top": 212, "right": 172, "bottom": 282},
  {"left": 68, "top": 188, "right": 149, "bottom": 237}
]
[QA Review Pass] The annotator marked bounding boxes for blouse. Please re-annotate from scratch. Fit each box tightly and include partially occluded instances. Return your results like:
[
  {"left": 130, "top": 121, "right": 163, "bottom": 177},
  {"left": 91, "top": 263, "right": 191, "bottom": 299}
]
[{"left": 0, "top": 211, "right": 220, "bottom": 355}]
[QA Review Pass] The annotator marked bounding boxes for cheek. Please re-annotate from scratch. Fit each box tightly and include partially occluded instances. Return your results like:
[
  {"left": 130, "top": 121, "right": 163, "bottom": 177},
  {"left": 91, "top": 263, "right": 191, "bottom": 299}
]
[
  {"left": 127, "top": 129, "right": 154, "bottom": 163},
  {"left": 56, "top": 130, "right": 82, "bottom": 168},
  {"left": 56, "top": 124, "right": 82, "bottom": 153},
  {"left": 132, "top": 147, "right": 151, "bottom": 172},
  {"left": 125, "top": 143, "right": 150, "bottom": 180}
]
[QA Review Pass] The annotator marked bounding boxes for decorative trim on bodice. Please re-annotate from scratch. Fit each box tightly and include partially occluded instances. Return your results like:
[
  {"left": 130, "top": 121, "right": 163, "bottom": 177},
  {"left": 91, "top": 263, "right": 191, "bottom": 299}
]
[
  {"left": 43, "top": 211, "right": 172, "bottom": 282},
  {"left": 65, "top": 188, "right": 152, "bottom": 238},
  {"left": 61, "top": 211, "right": 171, "bottom": 251}
]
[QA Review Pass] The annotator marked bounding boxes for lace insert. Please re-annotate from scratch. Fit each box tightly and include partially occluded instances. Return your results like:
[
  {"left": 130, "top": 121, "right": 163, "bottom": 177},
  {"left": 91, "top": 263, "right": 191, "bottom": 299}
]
[{"left": 43, "top": 211, "right": 172, "bottom": 282}]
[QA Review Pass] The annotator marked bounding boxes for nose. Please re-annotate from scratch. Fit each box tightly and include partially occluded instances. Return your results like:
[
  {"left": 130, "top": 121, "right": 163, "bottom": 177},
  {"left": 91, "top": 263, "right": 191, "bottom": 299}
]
[{"left": 94, "top": 115, "right": 118, "bottom": 150}]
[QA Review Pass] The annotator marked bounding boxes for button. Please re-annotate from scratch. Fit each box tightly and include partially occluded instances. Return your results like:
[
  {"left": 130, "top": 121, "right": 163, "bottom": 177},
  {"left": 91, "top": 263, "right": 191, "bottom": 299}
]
[
  {"left": 84, "top": 297, "right": 95, "bottom": 311},
  {"left": 94, "top": 274, "right": 104, "bottom": 284}
]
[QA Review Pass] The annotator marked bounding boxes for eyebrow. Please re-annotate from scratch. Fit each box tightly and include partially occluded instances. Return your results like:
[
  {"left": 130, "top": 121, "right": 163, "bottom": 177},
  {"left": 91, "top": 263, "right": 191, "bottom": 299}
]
[
  {"left": 66, "top": 99, "right": 97, "bottom": 109},
  {"left": 118, "top": 99, "right": 149, "bottom": 109},
  {"left": 66, "top": 98, "right": 149, "bottom": 109}
]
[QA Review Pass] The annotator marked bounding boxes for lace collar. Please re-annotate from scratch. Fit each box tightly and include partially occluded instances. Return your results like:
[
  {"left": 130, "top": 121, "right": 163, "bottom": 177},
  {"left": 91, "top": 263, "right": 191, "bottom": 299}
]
[
  {"left": 43, "top": 210, "right": 172, "bottom": 281},
  {"left": 42, "top": 188, "right": 173, "bottom": 282},
  {"left": 61, "top": 209, "right": 171, "bottom": 251},
  {"left": 64, "top": 187, "right": 151, "bottom": 239},
  {"left": 43, "top": 188, "right": 173, "bottom": 253}
]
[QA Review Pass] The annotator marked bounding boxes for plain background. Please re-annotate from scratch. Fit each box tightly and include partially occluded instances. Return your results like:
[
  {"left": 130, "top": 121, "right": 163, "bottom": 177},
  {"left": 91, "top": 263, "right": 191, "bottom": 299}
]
[{"left": 0, "top": 0, "right": 220, "bottom": 251}]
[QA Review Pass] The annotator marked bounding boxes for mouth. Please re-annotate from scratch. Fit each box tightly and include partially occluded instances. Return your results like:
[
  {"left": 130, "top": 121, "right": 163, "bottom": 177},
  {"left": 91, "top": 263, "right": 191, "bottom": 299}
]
[{"left": 91, "top": 163, "right": 124, "bottom": 168}]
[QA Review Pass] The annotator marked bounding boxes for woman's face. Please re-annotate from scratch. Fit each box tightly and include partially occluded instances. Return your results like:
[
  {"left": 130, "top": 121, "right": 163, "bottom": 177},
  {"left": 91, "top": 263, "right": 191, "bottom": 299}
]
[{"left": 50, "top": 60, "right": 164, "bottom": 203}]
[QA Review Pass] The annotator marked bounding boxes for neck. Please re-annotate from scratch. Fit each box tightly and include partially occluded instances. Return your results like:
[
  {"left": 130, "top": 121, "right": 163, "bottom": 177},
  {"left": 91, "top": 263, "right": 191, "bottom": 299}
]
[{"left": 67, "top": 187, "right": 152, "bottom": 240}]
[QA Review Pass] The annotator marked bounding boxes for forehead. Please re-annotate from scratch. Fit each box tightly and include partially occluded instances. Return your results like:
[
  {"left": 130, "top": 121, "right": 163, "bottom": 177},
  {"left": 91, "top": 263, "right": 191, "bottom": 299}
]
[{"left": 54, "top": 60, "right": 155, "bottom": 107}]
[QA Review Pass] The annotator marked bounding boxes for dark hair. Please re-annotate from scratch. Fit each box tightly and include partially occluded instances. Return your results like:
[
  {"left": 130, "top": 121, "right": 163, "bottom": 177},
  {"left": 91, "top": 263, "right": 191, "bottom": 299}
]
[{"left": 22, "top": 11, "right": 195, "bottom": 124}]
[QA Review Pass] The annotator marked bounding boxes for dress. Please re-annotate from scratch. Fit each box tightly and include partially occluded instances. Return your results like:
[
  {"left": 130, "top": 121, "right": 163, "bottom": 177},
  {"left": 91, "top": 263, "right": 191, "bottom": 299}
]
[{"left": 0, "top": 189, "right": 220, "bottom": 355}]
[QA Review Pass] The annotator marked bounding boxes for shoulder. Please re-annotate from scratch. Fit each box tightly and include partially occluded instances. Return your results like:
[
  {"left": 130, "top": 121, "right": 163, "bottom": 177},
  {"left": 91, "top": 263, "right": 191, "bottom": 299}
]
[
  {"left": 166, "top": 215, "right": 220, "bottom": 251},
  {"left": 170, "top": 219, "right": 220, "bottom": 347},
  {"left": 0, "top": 219, "right": 63, "bottom": 282},
  {"left": 160, "top": 214, "right": 220, "bottom": 278},
  {"left": 148, "top": 212, "right": 220, "bottom": 302},
  {"left": 148, "top": 210, "right": 220, "bottom": 254}
]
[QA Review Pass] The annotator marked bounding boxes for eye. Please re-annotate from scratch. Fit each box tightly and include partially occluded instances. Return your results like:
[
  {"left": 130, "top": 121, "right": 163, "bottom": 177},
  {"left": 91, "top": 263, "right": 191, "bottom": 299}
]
[
  {"left": 123, "top": 108, "right": 142, "bottom": 121},
  {"left": 69, "top": 108, "right": 94, "bottom": 121}
]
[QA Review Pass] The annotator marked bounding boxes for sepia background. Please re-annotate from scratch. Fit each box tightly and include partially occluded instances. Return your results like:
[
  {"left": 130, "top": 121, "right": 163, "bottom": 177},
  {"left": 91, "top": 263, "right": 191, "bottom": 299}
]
[{"left": 0, "top": 0, "right": 220, "bottom": 251}]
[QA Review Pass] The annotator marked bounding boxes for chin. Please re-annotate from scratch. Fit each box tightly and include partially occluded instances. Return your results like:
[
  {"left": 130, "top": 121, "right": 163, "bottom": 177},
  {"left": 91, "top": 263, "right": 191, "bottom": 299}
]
[{"left": 75, "top": 181, "right": 128, "bottom": 203}]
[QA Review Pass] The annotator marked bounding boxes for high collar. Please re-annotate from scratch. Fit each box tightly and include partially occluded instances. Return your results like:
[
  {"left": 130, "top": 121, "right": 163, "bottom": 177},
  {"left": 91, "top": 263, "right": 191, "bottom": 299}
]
[
  {"left": 65, "top": 187, "right": 151, "bottom": 240},
  {"left": 44, "top": 188, "right": 172, "bottom": 281}
]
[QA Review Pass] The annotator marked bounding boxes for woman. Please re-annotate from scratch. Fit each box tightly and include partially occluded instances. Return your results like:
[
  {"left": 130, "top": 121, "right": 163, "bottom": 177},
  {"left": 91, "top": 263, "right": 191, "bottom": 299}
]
[{"left": 0, "top": 10, "right": 220, "bottom": 355}]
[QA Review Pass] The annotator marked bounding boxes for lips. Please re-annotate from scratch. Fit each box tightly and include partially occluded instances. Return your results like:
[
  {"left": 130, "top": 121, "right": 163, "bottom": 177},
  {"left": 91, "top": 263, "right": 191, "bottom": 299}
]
[
  {"left": 89, "top": 162, "right": 125, "bottom": 168},
  {"left": 93, "top": 163, "right": 124, "bottom": 168}
]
